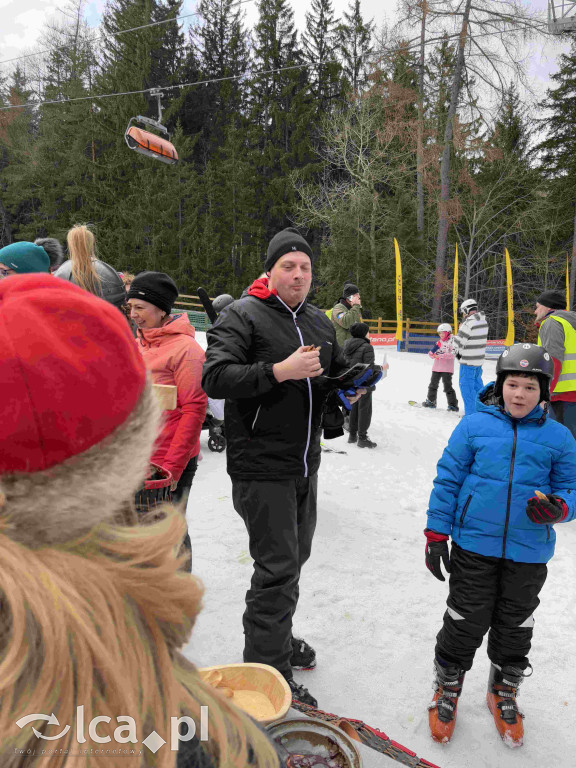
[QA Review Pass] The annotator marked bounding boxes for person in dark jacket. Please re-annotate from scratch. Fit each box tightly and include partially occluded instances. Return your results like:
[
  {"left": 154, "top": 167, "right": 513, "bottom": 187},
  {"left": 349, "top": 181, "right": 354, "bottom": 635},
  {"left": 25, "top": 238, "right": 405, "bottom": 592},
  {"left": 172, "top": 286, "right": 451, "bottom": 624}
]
[
  {"left": 424, "top": 344, "right": 576, "bottom": 747},
  {"left": 54, "top": 224, "right": 126, "bottom": 309},
  {"left": 343, "top": 322, "right": 380, "bottom": 448},
  {"left": 202, "top": 227, "right": 363, "bottom": 709},
  {"left": 331, "top": 283, "right": 363, "bottom": 347}
]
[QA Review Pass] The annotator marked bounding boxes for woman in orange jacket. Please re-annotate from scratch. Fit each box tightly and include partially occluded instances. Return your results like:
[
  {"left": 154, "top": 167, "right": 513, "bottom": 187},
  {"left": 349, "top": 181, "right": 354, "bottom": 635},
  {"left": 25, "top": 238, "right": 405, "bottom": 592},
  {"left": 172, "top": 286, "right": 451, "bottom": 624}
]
[{"left": 127, "top": 271, "right": 207, "bottom": 516}]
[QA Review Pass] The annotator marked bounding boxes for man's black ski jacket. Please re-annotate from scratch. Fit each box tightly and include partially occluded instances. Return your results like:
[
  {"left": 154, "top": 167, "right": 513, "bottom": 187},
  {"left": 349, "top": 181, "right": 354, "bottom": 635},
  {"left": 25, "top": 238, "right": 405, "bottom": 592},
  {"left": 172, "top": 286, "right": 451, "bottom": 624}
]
[{"left": 202, "top": 284, "right": 348, "bottom": 480}]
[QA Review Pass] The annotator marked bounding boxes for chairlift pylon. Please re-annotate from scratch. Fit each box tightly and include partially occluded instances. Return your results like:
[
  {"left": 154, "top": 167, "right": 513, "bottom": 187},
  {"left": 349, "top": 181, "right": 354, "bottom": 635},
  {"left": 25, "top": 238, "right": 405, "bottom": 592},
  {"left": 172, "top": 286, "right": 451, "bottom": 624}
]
[{"left": 124, "top": 89, "right": 178, "bottom": 165}]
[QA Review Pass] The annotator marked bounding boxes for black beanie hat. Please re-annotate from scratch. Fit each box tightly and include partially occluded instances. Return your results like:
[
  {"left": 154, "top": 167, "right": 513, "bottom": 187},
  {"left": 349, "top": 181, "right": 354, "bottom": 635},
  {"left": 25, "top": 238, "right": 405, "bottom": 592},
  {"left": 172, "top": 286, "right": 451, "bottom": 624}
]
[
  {"left": 343, "top": 283, "right": 360, "bottom": 299},
  {"left": 264, "top": 227, "right": 313, "bottom": 272},
  {"left": 350, "top": 322, "right": 369, "bottom": 338},
  {"left": 537, "top": 290, "right": 566, "bottom": 311},
  {"left": 127, "top": 271, "right": 179, "bottom": 315}
]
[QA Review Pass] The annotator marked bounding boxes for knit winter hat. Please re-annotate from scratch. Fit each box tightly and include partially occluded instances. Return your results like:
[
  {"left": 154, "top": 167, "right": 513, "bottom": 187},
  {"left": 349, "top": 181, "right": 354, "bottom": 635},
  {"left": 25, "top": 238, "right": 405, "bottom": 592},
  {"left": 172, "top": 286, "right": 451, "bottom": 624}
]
[
  {"left": 536, "top": 290, "right": 566, "bottom": 311},
  {"left": 343, "top": 284, "right": 360, "bottom": 299},
  {"left": 0, "top": 274, "right": 147, "bottom": 475},
  {"left": 127, "top": 271, "right": 179, "bottom": 314},
  {"left": 264, "top": 227, "right": 313, "bottom": 272},
  {"left": 0, "top": 241, "right": 50, "bottom": 274},
  {"left": 350, "top": 322, "right": 370, "bottom": 338}
]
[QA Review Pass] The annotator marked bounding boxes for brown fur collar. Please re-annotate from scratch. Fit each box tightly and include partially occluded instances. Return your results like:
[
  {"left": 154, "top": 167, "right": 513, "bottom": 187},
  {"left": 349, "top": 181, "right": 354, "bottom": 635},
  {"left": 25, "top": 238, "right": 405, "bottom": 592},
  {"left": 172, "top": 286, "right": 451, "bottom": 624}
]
[{"left": 0, "top": 383, "right": 161, "bottom": 548}]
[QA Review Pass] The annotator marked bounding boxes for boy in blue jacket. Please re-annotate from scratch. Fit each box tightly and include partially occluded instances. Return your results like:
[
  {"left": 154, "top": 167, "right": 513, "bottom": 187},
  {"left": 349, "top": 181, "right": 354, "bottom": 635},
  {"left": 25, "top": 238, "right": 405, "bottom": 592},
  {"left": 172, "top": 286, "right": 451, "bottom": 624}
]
[{"left": 424, "top": 343, "right": 576, "bottom": 747}]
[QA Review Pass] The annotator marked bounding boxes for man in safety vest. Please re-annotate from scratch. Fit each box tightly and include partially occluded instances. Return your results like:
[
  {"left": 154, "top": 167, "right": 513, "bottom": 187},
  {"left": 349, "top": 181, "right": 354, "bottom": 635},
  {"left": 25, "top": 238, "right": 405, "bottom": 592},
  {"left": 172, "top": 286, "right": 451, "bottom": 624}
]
[{"left": 535, "top": 289, "right": 576, "bottom": 438}]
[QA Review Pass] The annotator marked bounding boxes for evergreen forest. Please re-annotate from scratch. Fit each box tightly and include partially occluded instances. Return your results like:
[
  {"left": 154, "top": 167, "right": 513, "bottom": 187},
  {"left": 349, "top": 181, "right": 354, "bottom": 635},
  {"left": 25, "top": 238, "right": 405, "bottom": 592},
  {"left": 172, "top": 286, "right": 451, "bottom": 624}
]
[{"left": 1, "top": 0, "right": 576, "bottom": 335}]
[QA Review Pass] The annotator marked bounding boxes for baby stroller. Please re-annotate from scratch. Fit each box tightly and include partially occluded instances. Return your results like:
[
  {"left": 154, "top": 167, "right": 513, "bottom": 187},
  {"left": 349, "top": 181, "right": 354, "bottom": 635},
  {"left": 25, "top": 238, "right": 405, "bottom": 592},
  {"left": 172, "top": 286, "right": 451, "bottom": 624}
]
[
  {"left": 201, "top": 396, "right": 226, "bottom": 453},
  {"left": 202, "top": 410, "right": 226, "bottom": 453}
]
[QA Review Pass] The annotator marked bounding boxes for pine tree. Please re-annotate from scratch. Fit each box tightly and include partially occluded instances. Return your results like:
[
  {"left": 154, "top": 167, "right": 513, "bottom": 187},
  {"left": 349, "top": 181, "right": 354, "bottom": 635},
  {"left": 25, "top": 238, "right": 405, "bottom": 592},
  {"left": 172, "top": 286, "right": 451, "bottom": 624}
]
[
  {"left": 338, "top": 0, "right": 374, "bottom": 95},
  {"left": 195, "top": 0, "right": 250, "bottom": 144},
  {"left": 537, "top": 43, "right": 576, "bottom": 306},
  {"left": 249, "top": 0, "right": 313, "bottom": 238},
  {"left": 302, "top": 0, "right": 342, "bottom": 116}
]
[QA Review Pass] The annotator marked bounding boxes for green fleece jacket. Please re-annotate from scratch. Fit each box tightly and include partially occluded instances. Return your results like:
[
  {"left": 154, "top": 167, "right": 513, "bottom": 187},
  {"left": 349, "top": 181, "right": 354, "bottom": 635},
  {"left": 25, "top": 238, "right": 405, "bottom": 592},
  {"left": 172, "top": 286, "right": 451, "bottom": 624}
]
[{"left": 331, "top": 300, "right": 363, "bottom": 346}]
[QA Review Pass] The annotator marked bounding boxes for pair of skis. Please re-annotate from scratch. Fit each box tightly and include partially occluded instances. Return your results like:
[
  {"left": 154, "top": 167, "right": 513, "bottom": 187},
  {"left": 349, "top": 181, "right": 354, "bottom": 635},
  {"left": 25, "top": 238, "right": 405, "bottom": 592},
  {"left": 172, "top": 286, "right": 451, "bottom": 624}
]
[{"left": 197, "top": 287, "right": 217, "bottom": 323}]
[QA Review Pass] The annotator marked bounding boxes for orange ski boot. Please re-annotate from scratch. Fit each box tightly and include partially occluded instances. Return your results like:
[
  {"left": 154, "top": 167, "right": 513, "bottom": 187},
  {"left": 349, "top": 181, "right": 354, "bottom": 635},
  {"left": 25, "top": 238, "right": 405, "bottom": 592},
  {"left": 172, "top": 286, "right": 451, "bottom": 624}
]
[
  {"left": 428, "top": 658, "right": 466, "bottom": 744},
  {"left": 486, "top": 663, "right": 528, "bottom": 748}
]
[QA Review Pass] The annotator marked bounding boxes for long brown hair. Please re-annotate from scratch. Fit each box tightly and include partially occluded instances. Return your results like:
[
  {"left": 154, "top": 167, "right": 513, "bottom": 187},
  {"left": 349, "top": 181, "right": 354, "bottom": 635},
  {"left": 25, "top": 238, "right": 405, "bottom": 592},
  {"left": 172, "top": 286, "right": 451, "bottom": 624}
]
[
  {"left": 0, "top": 509, "right": 280, "bottom": 768},
  {"left": 67, "top": 224, "right": 102, "bottom": 296}
]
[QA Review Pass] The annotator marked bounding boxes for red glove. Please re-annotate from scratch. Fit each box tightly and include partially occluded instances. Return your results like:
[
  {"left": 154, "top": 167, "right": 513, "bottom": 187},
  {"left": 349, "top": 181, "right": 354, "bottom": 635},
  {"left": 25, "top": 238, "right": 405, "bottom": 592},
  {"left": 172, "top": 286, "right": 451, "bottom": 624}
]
[
  {"left": 526, "top": 495, "right": 568, "bottom": 525},
  {"left": 424, "top": 528, "right": 450, "bottom": 582}
]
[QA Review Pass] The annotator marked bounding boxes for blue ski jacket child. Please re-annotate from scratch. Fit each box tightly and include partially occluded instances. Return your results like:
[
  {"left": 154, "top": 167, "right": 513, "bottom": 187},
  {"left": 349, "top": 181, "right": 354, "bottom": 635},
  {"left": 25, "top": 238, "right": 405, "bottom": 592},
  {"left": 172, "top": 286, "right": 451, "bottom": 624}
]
[{"left": 427, "top": 383, "right": 576, "bottom": 563}]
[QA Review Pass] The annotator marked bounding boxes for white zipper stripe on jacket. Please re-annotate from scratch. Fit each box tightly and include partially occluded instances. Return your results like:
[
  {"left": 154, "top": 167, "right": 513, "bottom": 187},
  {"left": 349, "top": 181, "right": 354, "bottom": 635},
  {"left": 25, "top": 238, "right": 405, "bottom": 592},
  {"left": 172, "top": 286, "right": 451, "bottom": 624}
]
[{"left": 276, "top": 294, "right": 311, "bottom": 478}]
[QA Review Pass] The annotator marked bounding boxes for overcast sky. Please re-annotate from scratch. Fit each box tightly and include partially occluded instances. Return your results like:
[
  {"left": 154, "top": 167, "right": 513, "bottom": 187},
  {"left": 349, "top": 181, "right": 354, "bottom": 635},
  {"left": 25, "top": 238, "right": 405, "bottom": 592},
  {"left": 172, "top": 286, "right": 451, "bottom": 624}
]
[{"left": 0, "top": 0, "right": 569, "bottom": 101}]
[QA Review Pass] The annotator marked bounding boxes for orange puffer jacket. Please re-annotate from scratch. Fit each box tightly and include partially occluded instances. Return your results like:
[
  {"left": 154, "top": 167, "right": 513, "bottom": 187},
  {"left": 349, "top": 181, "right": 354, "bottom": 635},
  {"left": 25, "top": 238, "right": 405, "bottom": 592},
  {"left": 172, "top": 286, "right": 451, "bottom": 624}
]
[{"left": 137, "top": 314, "right": 207, "bottom": 482}]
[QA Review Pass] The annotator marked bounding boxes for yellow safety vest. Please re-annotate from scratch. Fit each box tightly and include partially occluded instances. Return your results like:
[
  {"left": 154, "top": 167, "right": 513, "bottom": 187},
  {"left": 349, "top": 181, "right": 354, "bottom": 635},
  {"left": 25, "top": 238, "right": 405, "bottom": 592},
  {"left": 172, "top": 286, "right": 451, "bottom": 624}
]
[
  {"left": 325, "top": 308, "right": 332, "bottom": 320},
  {"left": 538, "top": 315, "right": 576, "bottom": 394}
]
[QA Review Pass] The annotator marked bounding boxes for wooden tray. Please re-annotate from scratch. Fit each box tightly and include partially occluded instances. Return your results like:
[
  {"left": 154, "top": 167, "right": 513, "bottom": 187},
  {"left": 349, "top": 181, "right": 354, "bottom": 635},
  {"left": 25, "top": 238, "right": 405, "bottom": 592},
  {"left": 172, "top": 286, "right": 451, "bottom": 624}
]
[
  {"left": 152, "top": 384, "right": 177, "bottom": 410},
  {"left": 199, "top": 663, "right": 291, "bottom": 725}
]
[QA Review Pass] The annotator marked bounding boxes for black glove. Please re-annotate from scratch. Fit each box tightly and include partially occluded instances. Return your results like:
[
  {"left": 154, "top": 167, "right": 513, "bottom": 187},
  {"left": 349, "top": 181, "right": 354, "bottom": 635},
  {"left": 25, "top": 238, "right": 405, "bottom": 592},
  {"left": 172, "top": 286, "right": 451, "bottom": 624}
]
[
  {"left": 526, "top": 494, "right": 567, "bottom": 525},
  {"left": 424, "top": 528, "right": 451, "bottom": 582}
]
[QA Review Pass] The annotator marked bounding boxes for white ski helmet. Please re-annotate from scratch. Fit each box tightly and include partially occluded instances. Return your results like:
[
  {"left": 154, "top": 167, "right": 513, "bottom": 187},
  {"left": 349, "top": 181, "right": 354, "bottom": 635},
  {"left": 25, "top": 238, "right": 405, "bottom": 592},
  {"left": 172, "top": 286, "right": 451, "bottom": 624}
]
[
  {"left": 460, "top": 298, "right": 478, "bottom": 316},
  {"left": 437, "top": 323, "right": 452, "bottom": 333}
]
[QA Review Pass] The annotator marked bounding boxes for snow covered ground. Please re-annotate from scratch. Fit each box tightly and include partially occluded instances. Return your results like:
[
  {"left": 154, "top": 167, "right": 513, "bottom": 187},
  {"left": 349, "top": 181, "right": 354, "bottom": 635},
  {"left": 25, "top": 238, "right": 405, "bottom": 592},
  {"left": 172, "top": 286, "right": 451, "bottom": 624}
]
[{"left": 182, "top": 343, "right": 576, "bottom": 767}]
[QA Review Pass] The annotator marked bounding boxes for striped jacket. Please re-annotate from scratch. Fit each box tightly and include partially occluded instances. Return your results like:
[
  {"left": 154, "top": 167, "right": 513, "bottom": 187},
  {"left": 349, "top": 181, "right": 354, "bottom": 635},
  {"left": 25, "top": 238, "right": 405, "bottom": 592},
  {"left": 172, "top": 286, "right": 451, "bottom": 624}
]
[{"left": 453, "top": 311, "right": 488, "bottom": 367}]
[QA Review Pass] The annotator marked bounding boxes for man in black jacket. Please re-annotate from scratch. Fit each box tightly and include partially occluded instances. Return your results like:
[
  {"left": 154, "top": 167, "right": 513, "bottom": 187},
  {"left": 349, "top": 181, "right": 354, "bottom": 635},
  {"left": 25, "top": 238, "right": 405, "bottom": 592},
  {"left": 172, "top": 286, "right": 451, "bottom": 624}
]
[{"left": 202, "top": 227, "right": 359, "bottom": 708}]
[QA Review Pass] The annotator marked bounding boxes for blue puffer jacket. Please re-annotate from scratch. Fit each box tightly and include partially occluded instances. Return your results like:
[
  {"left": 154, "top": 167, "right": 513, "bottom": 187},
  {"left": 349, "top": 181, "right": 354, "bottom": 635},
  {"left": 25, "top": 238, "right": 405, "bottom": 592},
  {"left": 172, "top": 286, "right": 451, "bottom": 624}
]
[{"left": 427, "top": 384, "right": 576, "bottom": 563}]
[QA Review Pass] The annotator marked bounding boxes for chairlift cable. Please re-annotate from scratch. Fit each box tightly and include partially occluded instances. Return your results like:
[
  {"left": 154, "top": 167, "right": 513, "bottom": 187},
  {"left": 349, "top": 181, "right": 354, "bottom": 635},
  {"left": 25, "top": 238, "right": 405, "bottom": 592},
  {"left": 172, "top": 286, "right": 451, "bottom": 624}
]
[
  {"left": 0, "top": 20, "right": 549, "bottom": 113},
  {"left": 0, "top": 62, "right": 317, "bottom": 111}
]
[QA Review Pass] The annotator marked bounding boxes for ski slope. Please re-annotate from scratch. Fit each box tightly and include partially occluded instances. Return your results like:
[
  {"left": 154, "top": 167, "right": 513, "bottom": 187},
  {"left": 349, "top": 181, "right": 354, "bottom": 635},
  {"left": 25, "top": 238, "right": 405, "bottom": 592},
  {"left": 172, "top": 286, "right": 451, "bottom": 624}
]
[{"left": 182, "top": 343, "right": 576, "bottom": 767}]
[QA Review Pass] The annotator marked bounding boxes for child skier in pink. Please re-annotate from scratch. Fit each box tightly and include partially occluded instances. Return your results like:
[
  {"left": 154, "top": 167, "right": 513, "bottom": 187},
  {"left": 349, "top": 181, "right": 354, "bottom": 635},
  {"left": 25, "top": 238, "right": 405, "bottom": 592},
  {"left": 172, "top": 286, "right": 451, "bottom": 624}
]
[{"left": 422, "top": 324, "right": 459, "bottom": 411}]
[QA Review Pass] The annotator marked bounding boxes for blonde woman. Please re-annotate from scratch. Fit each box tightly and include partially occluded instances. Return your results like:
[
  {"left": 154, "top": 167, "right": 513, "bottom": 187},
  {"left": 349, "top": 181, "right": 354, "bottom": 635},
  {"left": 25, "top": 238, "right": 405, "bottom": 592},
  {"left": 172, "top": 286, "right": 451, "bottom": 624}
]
[
  {"left": 0, "top": 274, "right": 280, "bottom": 768},
  {"left": 55, "top": 223, "right": 126, "bottom": 309}
]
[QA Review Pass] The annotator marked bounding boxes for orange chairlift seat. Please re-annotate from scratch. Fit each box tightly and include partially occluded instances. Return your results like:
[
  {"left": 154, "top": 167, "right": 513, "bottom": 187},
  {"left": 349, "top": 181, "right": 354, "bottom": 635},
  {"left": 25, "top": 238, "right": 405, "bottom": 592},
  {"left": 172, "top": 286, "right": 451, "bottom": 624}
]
[{"left": 124, "top": 90, "right": 178, "bottom": 165}]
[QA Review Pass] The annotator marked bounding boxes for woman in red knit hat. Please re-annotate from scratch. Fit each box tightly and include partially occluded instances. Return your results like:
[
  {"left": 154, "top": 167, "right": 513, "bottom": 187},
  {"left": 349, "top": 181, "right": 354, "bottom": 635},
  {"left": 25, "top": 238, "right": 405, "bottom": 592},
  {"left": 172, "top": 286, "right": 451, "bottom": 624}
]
[{"left": 0, "top": 274, "right": 279, "bottom": 768}]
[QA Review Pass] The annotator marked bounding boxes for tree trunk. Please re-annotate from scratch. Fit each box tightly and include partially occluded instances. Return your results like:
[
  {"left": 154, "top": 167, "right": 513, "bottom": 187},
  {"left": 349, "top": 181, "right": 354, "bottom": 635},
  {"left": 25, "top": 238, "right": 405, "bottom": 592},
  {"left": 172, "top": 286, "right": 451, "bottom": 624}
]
[
  {"left": 416, "top": 0, "right": 427, "bottom": 235},
  {"left": 432, "top": 0, "right": 473, "bottom": 320}
]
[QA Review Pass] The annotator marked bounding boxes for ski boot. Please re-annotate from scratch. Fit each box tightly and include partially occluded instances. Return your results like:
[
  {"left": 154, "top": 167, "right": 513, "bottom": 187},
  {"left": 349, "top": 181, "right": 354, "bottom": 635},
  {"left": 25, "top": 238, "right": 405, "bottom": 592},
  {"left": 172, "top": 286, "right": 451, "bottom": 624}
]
[
  {"left": 357, "top": 434, "right": 377, "bottom": 448},
  {"left": 422, "top": 399, "right": 437, "bottom": 409},
  {"left": 447, "top": 405, "right": 459, "bottom": 412},
  {"left": 486, "top": 662, "right": 529, "bottom": 748},
  {"left": 428, "top": 657, "right": 465, "bottom": 743},
  {"left": 348, "top": 432, "right": 358, "bottom": 444},
  {"left": 291, "top": 637, "right": 316, "bottom": 670}
]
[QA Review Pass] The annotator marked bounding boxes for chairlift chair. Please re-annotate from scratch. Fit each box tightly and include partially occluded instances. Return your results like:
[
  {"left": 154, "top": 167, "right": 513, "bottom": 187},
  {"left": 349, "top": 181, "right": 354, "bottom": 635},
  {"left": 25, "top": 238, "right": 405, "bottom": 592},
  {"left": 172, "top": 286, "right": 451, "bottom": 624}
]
[{"left": 124, "top": 89, "right": 178, "bottom": 164}]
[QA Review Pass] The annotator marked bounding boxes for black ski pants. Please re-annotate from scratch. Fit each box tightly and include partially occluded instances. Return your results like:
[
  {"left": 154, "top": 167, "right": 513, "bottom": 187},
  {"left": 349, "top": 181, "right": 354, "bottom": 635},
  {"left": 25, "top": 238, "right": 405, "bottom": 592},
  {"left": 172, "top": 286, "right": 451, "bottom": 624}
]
[
  {"left": 349, "top": 389, "right": 373, "bottom": 438},
  {"left": 171, "top": 455, "right": 198, "bottom": 573},
  {"left": 232, "top": 475, "right": 318, "bottom": 679},
  {"left": 427, "top": 371, "right": 458, "bottom": 408},
  {"left": 435, "top": 543, "right": 547, "bottom": 672}
]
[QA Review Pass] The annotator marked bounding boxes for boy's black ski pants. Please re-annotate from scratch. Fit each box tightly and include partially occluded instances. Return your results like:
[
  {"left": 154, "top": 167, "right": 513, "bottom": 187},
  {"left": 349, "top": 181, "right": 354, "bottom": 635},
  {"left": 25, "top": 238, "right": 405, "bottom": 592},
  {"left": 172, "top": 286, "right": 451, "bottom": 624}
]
[
  {"left": 232, "top": 475, "right": 318, "bottom": 679},
  {"left": 436, "top": 543, "right": 547, "bottom": 671}
]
